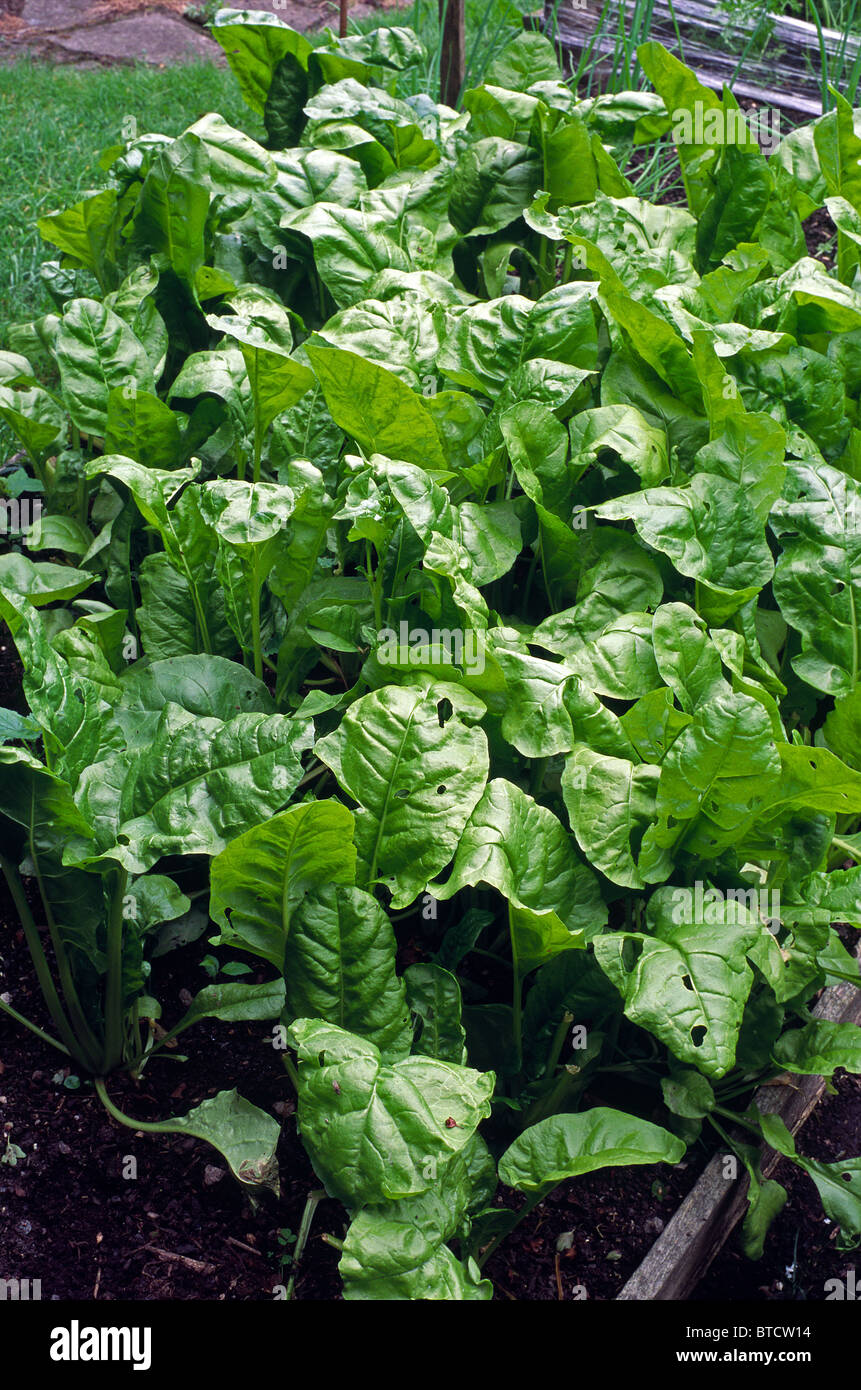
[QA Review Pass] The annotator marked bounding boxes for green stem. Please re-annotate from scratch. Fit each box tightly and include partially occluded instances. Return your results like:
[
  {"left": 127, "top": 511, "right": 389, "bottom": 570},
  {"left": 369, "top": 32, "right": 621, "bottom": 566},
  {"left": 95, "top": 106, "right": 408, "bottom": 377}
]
[
  {"left": 505, "top": 458, "right": 517, "bottom": 501},
  {"left": 706, "top": 1111, "right": 745, "bottom": 1156},
  {"left": 0, "top": 850, "right": 82, "bottom": 1063},
  {"left": 832, "top": 835, "right": 860, "bottom": 862},
  {"left": 295, "top": 762, "right": 330, "bottom": 793},
  {"left": 285, "top": 1188, "right": 325, "bottom": 1300},
  {"left": 103, "top": 867, "right": 129, "bottom": 1072},
  {"left": 713, "top": 1103, "right": 761, "bottom": 1137},
  {"left": 251, "top": 567, "right": 264, "bottom": 683},
  {"left": 537, "top": 235, "right": 551, "bottom": 297},
  {"left": 717, "top": 1074, "right": 776, "bottom": 1103},
  {"left": 283, "top": 1054, "right": 300, "bottom": 1091},
  {"left": 318, "top": 651, "right": 346, "bottom": 680},
  {"left": 253, "top": 413, "right": 263, "bottom": 485},
  {"left": 95, "top": 1078, "right": 185, "bottom": 1132},
  {"left": 522, "top": 1064, "right": 580, "bottom": 1130},
  {"left": 508, "top": 902, "right": 522, "bottom": 1070},
  {"left": 470, "top": 946, "right": 512, "bottom": 968},
  {"left": 126, "top": 998, "right": 149, "bottom": 1071},
  {"left": 545, "top": 1009, "right": 574, "bottom": 1078},
  {"left": 365, "top": 541, "right": 383, "bottom": 629},
  {"left": 0, "top": 994, "right": 70, "bottom": 1055},
  {"left": 186, "top": 579, "right": 212, "bottom": 655},
  {"left": 529, "top": 757, "right": 547, "bottom": 800},
  {"left": 522, "top": 544, "right": 540, "bottom": 612}
]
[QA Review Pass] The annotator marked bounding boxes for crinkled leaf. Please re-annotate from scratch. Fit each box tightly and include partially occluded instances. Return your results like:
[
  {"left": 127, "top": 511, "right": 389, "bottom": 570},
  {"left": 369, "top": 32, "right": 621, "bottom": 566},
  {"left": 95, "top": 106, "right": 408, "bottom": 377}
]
[
  {"left": 284, "top": 883, "right": 411, "bottom": 1060},
  {"left": 316, "top": 679, "right": 488, "bottom": 908},
  {"left": 287, "top": 1018, "right": 494, "bottom": 1206},
  {"left": 74, "top": 706, "right": 314, "bottom": 872},
  {"left": 430, "top": 779, "right": 606, "bottom": 959},
  {"left": 209, "top": 801, "right": 357, "bottom": 970}
]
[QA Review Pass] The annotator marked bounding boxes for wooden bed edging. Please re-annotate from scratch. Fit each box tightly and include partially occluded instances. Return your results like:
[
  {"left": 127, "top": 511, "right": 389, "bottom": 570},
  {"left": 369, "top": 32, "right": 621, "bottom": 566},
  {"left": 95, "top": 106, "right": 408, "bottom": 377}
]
[
  {"left": 617, "top": 950, "right": 861, "bottom": 1301},
  {"left": 544, "top": 0, "right": 861, "bottom": 120}
]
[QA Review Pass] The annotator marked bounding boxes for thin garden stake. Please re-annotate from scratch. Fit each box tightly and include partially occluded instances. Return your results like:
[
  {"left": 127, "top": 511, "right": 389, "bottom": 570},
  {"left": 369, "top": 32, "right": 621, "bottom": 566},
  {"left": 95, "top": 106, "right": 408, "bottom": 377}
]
[{"left": 439, "top": 0, "right": 465, "bottom": 108}]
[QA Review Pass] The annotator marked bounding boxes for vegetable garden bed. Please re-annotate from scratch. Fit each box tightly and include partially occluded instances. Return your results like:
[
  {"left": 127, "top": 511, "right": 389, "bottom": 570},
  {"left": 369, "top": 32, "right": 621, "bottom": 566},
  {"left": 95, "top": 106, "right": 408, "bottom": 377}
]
[{"left": 2, "top": 9, "right": 861, "bottom": 1305}]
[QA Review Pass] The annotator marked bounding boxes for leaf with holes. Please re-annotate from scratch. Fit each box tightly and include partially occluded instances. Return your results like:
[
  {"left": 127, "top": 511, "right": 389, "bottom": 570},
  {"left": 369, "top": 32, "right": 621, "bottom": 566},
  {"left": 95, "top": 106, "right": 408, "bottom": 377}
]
[{"left": 593, "top": 886, "right": 760, "bottom": 1076}]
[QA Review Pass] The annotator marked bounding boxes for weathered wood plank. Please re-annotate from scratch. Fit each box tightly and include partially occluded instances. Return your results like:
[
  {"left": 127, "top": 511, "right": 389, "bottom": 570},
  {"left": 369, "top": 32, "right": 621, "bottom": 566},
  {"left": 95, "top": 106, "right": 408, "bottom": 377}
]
[
  {"left": 617, "top": 952, "right": 861, "bottom": 1301},
  {"left": 551, "top": 0, "right": 860, "bottom": 60}
]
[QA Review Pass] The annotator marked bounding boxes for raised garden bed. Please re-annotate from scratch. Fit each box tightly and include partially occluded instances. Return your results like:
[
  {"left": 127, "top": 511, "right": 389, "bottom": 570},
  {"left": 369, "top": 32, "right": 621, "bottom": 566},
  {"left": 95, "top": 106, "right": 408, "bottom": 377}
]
[{"left": 2, "top": 10, "right": 861, "bottom": 1308}]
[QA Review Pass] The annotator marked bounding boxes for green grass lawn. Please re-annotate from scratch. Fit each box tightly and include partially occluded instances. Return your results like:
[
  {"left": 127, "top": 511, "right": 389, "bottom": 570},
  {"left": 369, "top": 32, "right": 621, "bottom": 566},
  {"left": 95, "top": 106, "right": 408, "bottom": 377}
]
[{"left": 0, "top": 59, "right": 261, "bottom": 331}]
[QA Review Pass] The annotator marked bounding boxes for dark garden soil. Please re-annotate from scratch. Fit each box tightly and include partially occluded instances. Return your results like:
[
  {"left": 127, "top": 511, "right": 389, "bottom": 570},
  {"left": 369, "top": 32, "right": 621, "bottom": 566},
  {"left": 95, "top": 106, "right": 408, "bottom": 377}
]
[
  {"left": 482, "top": 1138, "right": 705, "bottom": 1300},
  {"left": 804, "top": 208, "right": 837, "bottom": 271},
  {"left": 696, "top": 1071, "right": 861, "bottom": 1302},
  {"left": 0, "top": 906, "right": 346, "bottom": 1300}
]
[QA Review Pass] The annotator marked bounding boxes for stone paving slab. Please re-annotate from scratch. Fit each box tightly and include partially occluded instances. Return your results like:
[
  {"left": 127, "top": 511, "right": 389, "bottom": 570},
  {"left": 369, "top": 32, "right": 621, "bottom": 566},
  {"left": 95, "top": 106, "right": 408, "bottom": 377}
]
[
  {"left": 54, "top": 8, "right": 218, "bottom": 60},
  {"left": 0, "top": 0, "right": 367, "bottom": 65}
]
